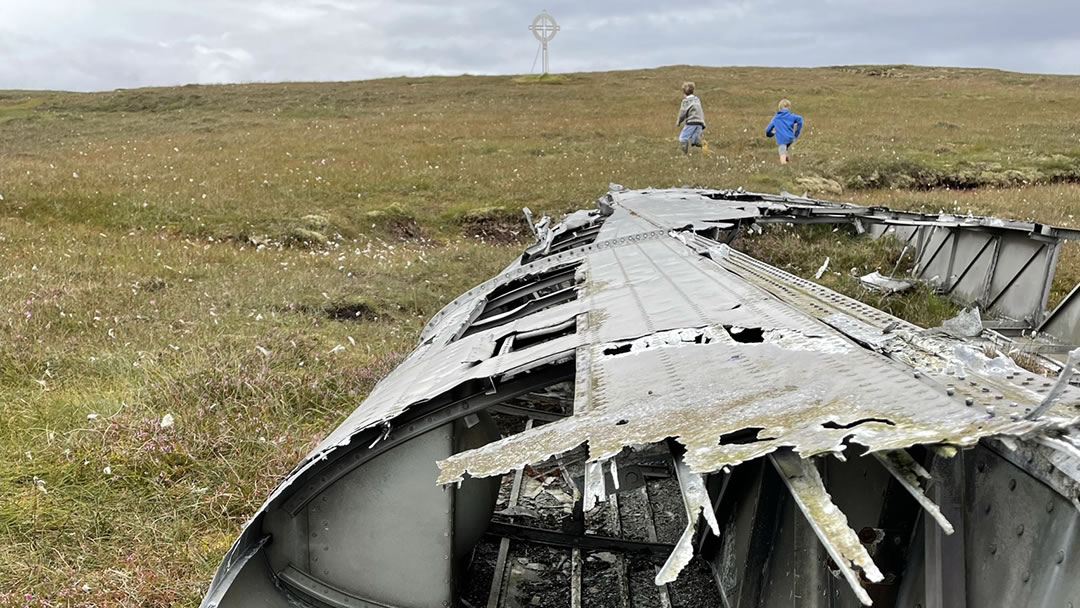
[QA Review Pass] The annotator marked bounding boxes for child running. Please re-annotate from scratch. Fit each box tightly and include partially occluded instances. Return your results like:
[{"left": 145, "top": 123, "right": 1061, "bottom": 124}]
[
  {"left": 676, "top": 82, "right": 707, "bottom": 155},
  {"left": 765, "top": 99, "right": 803, "bottom": 164}
]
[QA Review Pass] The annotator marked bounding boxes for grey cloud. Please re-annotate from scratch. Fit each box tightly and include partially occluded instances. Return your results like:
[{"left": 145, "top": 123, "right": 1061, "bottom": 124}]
[{"left": 0, "top": 0, "right": 1076, "bottom": 91}]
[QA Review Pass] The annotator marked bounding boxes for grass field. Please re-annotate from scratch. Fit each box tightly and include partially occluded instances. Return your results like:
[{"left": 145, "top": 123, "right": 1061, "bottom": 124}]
[{"left": 2, "top": 65, "right": 1079, "bottom": 606}]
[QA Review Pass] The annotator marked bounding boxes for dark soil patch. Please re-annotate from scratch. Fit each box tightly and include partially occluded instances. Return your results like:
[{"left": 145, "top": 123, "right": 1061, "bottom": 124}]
[
  {"left": 324, "top": 301, "right": 377, "bottom": 321},
  {"left": 458, "top": 207, "right": 528, "bottom": 244},
  {"left": 362, "top": 204, "right": 426, "bottom": 241},
  {"left": 386, "top": 215, "right": 425, "bottom": 240},
  {"left": 286, "top": 299, "right": 379, "bottom": 322}
]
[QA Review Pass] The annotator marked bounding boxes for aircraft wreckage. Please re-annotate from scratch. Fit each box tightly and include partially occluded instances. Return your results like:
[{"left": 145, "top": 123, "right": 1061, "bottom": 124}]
[{"left": 202, "top": 187, "right": 1080, "bottom": 608}]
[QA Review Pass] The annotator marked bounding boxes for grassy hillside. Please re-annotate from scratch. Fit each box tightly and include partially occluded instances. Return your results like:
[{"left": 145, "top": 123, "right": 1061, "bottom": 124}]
[{"left": 1, "top": 65, "right": 1079, "bottom": 606}]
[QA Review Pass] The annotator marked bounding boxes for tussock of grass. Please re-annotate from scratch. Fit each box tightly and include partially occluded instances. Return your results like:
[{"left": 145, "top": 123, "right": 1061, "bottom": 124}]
[
  {"left": 795, "top": 175, "right": 844, "bottom": 195},
  {"left": 285, "top": 226, "right": 329, "bottom": 246}
]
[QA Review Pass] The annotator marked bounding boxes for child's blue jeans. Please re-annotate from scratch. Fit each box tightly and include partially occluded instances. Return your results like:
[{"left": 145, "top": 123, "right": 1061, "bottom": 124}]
[{"left": 679, "top": 124, "right": 703, "bottom": 144}]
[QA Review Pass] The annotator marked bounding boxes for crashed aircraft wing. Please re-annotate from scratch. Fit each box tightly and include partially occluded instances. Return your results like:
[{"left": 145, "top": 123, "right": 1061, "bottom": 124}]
[{"left": 201, "top": 188, "right": 1080, "bottom": 608}]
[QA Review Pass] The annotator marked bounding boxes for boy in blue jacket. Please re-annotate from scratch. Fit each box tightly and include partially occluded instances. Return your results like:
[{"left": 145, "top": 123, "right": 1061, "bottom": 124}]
[{"left": 765, "top": 99, "right": 803, "bottom": 164}]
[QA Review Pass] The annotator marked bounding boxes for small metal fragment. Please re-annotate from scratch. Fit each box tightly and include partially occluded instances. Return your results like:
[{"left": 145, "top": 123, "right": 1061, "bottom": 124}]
[
  {"left": 769, "top": 451, "right": 882, "bottom": 606},
  {"left": 583, "top": 460, "right": 607, "bottom": 511},
  {"left": 874, "top": 450, "right": 954, "bottom": 534},
  {"left": 655, "top": 453, "right": 720, "bottom": 586},
  {"left": 1027, "top": 348, "right": 1080, "bottom": 419}
]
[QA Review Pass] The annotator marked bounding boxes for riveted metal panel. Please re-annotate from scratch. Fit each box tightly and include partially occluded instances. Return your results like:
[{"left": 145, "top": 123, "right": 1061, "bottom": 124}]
[
  {"left": 304, "top": 424, "right": 455, "bottom": 608},
  {"left": 966, "top": 446, "right": 1080, "bottom": 607},
  {"left": 210, "top": 549, "right": 291, "bottom": 608}
]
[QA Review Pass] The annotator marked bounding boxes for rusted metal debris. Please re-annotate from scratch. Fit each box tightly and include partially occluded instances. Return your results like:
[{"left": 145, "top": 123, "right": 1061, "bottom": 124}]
[{"left": 202, "top": 188, "right": 1080, "bottom": 608}]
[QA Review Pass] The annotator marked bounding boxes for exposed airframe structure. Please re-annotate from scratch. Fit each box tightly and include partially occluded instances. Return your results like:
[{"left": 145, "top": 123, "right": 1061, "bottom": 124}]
[{"left": 201, "top": 188, "right": 1080, "bottom": 608}]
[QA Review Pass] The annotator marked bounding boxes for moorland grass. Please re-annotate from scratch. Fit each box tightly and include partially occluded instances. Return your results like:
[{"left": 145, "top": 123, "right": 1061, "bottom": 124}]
[{"left": 2, "top": 65, "right": 1080, "bottom": 606}]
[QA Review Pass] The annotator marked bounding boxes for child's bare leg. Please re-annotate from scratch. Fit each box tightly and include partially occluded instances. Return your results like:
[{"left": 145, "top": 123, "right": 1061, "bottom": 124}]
[{"left": 778, "top": 144, "right": 789, "bottom": 164}]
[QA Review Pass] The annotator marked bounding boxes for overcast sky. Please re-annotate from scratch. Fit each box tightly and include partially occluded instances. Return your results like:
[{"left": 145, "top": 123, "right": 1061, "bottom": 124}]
[{"left": 1, "top": 0, "right": 1077, "bottom": 91}]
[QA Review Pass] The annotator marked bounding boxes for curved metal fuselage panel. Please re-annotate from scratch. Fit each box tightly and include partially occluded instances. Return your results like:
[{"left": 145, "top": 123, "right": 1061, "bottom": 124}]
[{"left": 201, "top": 188, "right": 1080, "bottom": 608}]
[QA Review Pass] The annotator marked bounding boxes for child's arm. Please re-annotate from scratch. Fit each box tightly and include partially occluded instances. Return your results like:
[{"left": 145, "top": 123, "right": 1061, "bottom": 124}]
[
  {"left": 765, "top": 117, "right": 775, "bottom": 138},
  {"left": 793, "top": 114, "right": 803, "bottom": 138},
  {"left": 676, "top": 101, "right": 688, "bottom": 126}
]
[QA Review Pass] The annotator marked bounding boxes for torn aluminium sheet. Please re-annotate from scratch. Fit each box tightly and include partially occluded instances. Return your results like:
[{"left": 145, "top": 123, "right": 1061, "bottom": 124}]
[
  {"left": 201, "top": 187, "right": 1080, "bottom": 608},
  {"left": 438, "top": 192, "right": 1077, "bottom": 488},
  {"left": 433, "top": 188, "right": 1080, "bottom": 605}
]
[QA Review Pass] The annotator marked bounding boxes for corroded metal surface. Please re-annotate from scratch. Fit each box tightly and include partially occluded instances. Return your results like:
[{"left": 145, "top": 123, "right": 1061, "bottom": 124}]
[
  {"left": 436, "top": 206, "right": 1075, "bottom": 485},
  {"left": 202, "top": 187, "right": 1080, "bottom": 608},
  {"left": 655, "top": 454, "right": 720, "bottom": 585},
  {"left": 770, "top": 451, "right": 882, "bottom": 606},
  {"left": 874, "top": 450, "right": 954, "bottom": 534}
]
